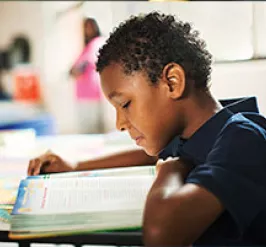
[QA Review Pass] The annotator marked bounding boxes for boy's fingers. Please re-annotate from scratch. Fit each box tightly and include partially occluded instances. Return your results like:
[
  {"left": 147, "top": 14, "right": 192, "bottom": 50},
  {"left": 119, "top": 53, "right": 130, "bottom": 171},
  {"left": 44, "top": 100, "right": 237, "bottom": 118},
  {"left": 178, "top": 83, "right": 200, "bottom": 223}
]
[
  {"left": 155, "top": 159, "right": 164, "bottom": 173},
  {"left": 40, "top": 160, "right": 51, "bottom": 174},
  {"left": 156, "top": 159, "right": 164, "bottom": 165},
  {"left": 33, "top": 165, "right": 41, "bottom": 176},
  {"left": 155, "top": 157, "right": 179, "bottom": 174},
  {"left": 27, "top": 160, "right": 33, "bottom": 176},
  {"left": 165, "top": 156, "right": 177, "bottom": 162},
  {"left": 30, "top": 159, "right": 41, "bottom": 176},
  {"left": 28, "top": 159, "right": 39, "bottom": 176},
  {"left": 27, "top": 152, "right": 59, "bottom": 176}
]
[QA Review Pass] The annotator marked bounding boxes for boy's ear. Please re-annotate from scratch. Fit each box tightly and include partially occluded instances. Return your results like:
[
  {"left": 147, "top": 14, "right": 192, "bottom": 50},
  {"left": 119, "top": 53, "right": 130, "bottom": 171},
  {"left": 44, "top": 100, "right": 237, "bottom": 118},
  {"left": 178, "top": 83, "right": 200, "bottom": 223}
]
[{"left": 162, "top": 63, "right": 186, "bottom": 100}]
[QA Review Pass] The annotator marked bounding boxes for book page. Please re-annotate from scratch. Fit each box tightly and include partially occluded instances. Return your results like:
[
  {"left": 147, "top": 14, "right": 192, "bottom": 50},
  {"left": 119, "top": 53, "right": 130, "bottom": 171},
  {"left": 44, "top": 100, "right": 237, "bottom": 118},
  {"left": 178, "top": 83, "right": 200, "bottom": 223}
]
[
  {"left": 29, "top": 165, "right": 156, "bottom": 179},
  {"left": 12, "top": 175, "right": 154, "bottom": 215}
]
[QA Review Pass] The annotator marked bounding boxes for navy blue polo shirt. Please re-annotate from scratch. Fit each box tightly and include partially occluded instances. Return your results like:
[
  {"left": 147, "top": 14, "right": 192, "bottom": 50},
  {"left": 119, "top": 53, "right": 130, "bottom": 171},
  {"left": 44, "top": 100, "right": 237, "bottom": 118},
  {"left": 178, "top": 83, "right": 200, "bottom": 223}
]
[{"left": 159, "top": 97, "right": 266, "bottom": 245}]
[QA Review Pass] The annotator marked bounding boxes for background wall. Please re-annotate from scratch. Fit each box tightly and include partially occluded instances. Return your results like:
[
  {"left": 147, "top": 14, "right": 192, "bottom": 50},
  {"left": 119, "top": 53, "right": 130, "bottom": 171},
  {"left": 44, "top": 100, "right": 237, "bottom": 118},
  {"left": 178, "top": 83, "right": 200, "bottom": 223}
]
[{"left": 0, "top": 1, "right": 265, "bottom": 134}]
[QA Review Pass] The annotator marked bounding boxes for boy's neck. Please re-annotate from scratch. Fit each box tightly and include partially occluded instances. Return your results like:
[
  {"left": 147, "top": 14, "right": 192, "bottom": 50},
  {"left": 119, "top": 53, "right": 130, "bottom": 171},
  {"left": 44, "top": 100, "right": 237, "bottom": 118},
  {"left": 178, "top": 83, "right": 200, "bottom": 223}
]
[{"left": 181, "top": 90, "right": 222, "bottom": 139}]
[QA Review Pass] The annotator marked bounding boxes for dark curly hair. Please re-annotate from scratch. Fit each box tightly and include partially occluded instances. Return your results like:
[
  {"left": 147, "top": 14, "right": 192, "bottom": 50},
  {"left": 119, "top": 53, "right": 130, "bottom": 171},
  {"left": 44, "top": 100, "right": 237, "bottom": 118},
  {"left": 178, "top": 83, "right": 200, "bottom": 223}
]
[{"left": 96, "top": 12, "right": 212, "bottom": 89}]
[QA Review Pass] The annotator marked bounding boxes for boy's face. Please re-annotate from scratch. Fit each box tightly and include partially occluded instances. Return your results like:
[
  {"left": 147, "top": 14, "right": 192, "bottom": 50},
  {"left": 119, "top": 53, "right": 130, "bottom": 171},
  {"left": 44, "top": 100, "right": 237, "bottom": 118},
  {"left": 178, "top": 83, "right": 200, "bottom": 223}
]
[{"left": 100, "top": 63, "right": 182, "bottom": 156}]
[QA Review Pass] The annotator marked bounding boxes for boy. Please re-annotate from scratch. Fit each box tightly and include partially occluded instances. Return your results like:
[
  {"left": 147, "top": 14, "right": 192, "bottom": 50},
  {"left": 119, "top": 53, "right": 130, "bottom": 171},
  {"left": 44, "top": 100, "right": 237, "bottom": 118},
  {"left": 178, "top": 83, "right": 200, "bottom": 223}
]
[{"left": 27, "top": 12, "right": 266, "bottom": 246}]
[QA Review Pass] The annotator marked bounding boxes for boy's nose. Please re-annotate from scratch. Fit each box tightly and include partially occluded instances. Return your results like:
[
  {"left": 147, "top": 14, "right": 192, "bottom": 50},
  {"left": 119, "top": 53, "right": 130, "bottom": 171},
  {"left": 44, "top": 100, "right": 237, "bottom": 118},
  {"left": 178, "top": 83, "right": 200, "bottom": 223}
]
[{"left": 116, "top": 111, "right": 128, "bottom": 132}]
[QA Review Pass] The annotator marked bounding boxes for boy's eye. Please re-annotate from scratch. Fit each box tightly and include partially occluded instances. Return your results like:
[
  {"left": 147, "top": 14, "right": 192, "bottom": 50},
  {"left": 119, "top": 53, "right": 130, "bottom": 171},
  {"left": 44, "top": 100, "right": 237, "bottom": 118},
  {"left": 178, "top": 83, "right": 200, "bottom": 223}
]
[{"left": 122, "top": 101, "right": 131, "bottom": 109}]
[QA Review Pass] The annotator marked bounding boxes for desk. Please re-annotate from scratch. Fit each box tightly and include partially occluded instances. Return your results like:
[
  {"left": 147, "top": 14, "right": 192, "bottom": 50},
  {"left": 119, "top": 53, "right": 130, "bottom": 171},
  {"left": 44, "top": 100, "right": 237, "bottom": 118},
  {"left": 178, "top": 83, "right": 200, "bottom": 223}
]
[{"left": 0, "top": 230, "right": 143, "bottom": 247}]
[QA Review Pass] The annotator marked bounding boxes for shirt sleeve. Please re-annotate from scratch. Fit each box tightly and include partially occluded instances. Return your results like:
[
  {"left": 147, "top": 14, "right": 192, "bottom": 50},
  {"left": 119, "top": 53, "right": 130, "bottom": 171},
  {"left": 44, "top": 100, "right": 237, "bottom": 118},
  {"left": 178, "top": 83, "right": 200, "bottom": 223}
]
[{"left": 186, "top": 120, "right": 266, "bottom": 237}]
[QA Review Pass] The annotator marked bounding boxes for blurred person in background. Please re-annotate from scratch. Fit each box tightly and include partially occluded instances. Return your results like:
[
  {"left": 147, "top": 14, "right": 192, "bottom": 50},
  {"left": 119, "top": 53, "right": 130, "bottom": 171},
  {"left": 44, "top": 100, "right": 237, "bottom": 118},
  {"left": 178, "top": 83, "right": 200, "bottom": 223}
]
[
  {"left": 0, "top": 51, "right": 12, "bottom": 100},
  {"left": 0, "top": 69, "right": 11, "bottom": 100},
  {"left": 69, "top": 18, "right": 105, "bottom": 133}
]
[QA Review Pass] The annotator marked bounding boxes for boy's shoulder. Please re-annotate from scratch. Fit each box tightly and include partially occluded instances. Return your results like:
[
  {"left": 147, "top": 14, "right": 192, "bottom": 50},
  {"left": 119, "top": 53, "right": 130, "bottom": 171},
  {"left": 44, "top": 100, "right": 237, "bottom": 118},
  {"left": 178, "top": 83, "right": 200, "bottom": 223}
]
[
  {"left": 206, "top": 103, "right": 266, "bottom": 165},
  {"left": 210, "top": 110, "right": 266, "bottom": 165},
  {"left": 159, "top": 97, "right": 266, "bottom": 163},
  {"left": 215, "top": 98, "right": 266, "bottom": 157},
  {"left": 219, "top": 111, "right": 266, "bottom": 145}
]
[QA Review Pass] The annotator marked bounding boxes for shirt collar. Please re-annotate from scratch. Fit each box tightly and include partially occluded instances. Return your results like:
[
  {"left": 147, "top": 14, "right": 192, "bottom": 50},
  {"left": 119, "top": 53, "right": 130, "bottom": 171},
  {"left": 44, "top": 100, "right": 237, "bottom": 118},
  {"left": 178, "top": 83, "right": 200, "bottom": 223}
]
[{"left": 159, "top": 96, "right": 259, "bottom": 163}]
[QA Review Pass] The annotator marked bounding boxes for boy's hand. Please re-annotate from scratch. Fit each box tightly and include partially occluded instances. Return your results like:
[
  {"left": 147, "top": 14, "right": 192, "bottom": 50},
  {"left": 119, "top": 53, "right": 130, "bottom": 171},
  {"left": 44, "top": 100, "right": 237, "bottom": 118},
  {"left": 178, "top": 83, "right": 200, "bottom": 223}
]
[
  {"left": 155, "top": 157, "right": 192, "bottom": 181},
  {"left": 27, "top": 151, "right": 73, "bottom": 176}
]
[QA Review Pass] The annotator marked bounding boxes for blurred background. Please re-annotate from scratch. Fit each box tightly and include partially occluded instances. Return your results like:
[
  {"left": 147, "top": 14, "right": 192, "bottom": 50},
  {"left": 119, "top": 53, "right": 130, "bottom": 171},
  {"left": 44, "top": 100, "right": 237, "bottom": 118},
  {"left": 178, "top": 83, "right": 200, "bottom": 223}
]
[{"left": 0, "top": 1, "right": 265, "bottom": 137}]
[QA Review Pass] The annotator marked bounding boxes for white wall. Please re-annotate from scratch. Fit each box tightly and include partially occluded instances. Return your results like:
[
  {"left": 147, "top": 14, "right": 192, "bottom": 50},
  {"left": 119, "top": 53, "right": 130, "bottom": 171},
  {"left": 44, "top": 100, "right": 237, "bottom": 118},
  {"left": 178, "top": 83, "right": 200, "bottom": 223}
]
[
  {"left": 253, "top": 3, "right": 266, "bottom": 57},
  {"left": 211, "top": 60, "right": 266, "bottom": 115}
]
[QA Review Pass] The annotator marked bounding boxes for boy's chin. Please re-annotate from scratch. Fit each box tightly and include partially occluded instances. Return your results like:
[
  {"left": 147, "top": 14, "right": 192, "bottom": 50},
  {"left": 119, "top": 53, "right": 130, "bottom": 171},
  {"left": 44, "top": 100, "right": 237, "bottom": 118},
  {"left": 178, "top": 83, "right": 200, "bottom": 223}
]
[{"left": 143, "top": 146, "right": 160, "bottom": 157}]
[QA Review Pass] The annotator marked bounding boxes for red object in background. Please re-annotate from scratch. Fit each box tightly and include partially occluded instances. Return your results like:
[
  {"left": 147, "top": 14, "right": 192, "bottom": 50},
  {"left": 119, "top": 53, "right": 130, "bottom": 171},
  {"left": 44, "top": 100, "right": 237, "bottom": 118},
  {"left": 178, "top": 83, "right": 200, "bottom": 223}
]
[{"left": 13, "top": 70, "right": 41, "bottom": 103}]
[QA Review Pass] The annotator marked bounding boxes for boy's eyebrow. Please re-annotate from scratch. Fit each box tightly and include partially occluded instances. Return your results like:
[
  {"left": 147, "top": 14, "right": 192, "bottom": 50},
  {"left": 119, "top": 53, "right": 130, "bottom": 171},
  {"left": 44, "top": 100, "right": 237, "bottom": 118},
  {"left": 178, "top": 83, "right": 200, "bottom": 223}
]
[{"left": 108, "top": 91, "right": 123, "bottom": 100}]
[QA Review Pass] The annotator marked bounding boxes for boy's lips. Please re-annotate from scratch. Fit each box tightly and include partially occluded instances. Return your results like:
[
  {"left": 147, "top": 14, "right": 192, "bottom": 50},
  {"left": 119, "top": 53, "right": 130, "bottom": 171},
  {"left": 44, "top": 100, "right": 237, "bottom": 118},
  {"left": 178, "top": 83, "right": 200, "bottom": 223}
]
[
  {"left": 129, "top": 133, "right": 144, "bottom": 145},
  {"left": 135, "top": 136, "right": 144, "bottom": 145}
]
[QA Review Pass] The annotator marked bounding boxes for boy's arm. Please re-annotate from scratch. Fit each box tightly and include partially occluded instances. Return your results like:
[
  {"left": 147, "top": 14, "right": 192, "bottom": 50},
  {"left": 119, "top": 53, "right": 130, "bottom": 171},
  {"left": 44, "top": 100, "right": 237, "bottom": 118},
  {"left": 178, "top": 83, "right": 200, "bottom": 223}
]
[
  {"left": 143, "top": 157, "right": 224, "bottom": 246},
  {"left": 28, "top": 148, "right": 158, "bottom": 175},
  {"left": 74, "top": 148, "right": 158, "bottom": 171}
]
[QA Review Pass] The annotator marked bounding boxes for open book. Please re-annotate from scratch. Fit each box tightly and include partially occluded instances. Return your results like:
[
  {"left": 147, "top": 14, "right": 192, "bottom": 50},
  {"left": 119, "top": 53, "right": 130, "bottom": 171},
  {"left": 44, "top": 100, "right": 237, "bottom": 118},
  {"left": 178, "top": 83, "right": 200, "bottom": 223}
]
[
  {"left": 1, "top": 165, "right": 156, "bottom": 208},
  {"left": 8, "top": 165, "right": 156, "bottom": 239}
]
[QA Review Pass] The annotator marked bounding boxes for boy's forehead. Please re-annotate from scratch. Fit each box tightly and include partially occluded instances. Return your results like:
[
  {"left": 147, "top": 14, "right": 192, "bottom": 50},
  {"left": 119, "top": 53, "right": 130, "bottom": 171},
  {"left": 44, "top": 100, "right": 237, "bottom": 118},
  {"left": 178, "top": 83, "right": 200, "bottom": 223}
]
[
  {"left": 100, "top": 63, "right": 126, "bottom": 83},
  {"left": 100, "top": 64, "right": 139, "bottom": 90},
  {"left": 100, "top": 64, "right": 131, "bottom": 98},
  {"left": 100, "top": 63, "right": 156, "bottom": 101}
]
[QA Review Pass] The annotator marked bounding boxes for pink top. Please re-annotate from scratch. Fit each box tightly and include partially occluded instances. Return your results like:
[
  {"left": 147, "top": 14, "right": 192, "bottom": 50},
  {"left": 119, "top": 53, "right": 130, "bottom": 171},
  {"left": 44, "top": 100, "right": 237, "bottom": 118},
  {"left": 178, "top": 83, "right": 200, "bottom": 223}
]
[{"left": 72, "top": 36, "right": 105, "bottom": 101}]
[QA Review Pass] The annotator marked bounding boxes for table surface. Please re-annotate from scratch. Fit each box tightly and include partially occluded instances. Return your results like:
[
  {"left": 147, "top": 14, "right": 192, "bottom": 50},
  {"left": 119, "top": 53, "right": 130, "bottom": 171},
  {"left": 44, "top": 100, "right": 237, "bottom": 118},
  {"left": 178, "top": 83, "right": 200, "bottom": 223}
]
[{"left": 0, "top": 230, "right": 143, "bottom": 246}]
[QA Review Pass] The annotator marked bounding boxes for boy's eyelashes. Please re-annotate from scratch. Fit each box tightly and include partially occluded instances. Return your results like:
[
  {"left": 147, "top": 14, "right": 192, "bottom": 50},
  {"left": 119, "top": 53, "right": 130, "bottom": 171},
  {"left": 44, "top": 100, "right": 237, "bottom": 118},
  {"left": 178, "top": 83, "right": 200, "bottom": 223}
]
[{"left": 122, "top": 101, "right": 131, "bottom": 109}]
